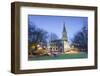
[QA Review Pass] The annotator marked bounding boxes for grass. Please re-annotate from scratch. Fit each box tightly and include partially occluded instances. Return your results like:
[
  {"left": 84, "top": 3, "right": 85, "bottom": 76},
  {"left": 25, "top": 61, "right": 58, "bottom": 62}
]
[{"left": 28, "top": 52, "right": 88, "bottom": 61}]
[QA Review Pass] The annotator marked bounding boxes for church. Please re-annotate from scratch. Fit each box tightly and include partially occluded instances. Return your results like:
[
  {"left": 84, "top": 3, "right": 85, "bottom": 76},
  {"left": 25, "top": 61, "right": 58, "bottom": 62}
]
[
  {"left": 29, "top": 22, "right": 80, "bottom": 56},
  {"left": 47, "top": 23, "right": 71, "bottom": 55}
]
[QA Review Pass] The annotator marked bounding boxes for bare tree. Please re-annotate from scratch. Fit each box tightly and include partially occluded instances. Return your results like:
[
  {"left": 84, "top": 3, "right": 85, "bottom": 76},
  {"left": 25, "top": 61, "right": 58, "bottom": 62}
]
[
  {"left": 72, "top": 26, "right": 88, "bottom": 53},
  {"left": 48, "top": 33, "right": 59, "bottom": 42},
  {"left": 28, "top": 21, "right": 48, "bottom": 55}
]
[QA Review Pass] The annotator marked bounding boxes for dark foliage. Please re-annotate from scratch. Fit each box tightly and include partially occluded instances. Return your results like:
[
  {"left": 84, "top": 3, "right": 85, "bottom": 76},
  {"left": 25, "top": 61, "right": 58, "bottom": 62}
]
[
  {"left": 28, "top": 21, "right": 48, "bottom": 44},
  {"left": 28, "top": 21, "right": 48, "bottom": 53},
  {"left": 72, "top": 26, "right": 88, "bottom": 53}
]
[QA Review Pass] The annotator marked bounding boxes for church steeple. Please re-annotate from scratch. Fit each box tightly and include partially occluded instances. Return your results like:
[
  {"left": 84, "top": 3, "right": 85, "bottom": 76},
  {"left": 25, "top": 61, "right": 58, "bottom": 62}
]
[
  {"left": 63, "top": 22, "right": 67, "bottom": 33},
  {"left": 62, "top": 22, "right": 68, "bottom": 41}
]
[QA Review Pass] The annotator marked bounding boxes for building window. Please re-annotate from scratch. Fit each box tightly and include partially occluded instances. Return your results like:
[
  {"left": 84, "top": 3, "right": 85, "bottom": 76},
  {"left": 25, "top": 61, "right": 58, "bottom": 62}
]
[{"left": 56, "top": 48, "right": 57, "bottom": 50}]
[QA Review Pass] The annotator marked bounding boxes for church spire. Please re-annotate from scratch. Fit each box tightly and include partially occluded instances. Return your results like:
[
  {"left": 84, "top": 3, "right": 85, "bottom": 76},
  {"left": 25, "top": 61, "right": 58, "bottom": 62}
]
[
  {"left": 63, "top": 22, "right": 67, "bottom": 33},
  {"left": 62, "top": 22, "right": 68, "bottom": 41}
]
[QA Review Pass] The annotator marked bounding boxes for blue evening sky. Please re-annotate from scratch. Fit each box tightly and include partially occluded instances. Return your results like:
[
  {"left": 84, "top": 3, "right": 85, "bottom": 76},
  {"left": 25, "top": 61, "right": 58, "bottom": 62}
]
[{"left": 28, "top": 15, "right": 88, "bottom": 42}]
